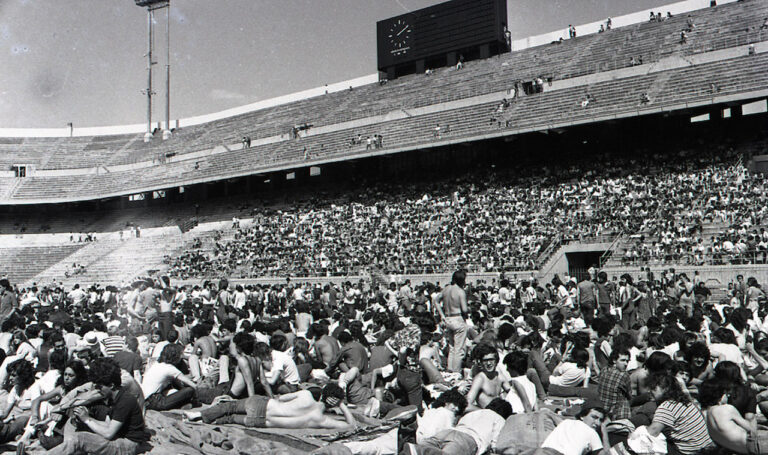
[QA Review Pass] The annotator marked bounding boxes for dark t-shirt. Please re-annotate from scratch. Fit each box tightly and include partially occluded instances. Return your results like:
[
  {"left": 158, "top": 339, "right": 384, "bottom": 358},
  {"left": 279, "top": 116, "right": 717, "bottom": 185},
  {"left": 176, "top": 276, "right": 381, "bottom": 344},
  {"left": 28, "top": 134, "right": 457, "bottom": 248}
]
[
  {"left": 336, "top": 341, "right": 369, "bottom": 373},
  {"left": 368, "top": 345, "right": 394, "bottom": 371},
  {"left": 113, "top": 350, "right": 143, "bottom": 374},
  {"left": 110, "top": 387, "right": 149, "bottom": 442},
  {"left": 730, "top": 383, "right": 757, "bottom": 416}
]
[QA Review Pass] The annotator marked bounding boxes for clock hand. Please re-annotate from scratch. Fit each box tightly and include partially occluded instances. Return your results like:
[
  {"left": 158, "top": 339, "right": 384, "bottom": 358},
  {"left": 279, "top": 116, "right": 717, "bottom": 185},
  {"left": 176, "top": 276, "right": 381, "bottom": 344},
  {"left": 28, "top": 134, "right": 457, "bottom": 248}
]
[{"left": 397, "top": 27, "right": 409, "bottom": 36}]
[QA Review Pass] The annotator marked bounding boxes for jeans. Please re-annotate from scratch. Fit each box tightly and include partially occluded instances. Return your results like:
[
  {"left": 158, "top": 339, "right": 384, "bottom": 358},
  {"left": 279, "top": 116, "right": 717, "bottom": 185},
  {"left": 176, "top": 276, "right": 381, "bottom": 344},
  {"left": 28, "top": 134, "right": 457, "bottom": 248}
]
[
  {"left": 47, "top": 431, "right": 139, "bottom": 455},
  {"left": 200, "top": 395, "right": 269, "bottom": 427},
  {"left": 157, "top": 311, "right": 173, "bottom": 340},
  {"left": 398, "top": 367, "right": 423, "bottom": 412},
  {"left": 0, "top": 415, "right": 27, "bottom": 443},
  {"left": 444, "top": 316, "right": 467, "bottom": 372},
  {"left": 418, "top": 429, "right": 477, "bottom": 455},
  {"left": 746, "top": 429, "right": 768, "bottom": 455},
  {"left": 196, "top": 379, "right": 232, "bottom": 405},
  {"left": 145, "top": 386, "right": 195, "bottom": 411}
]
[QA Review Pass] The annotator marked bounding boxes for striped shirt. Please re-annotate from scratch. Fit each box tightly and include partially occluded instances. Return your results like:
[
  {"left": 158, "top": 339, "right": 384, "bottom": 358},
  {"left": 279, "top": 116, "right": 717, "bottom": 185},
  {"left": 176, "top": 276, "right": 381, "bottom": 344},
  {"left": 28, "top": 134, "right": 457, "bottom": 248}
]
[
  {"left": 652, "top": 400, "right": 714, "bottom": 455},
  {"left": 102, "top": 335, "right": 126, "bottom": 357}
]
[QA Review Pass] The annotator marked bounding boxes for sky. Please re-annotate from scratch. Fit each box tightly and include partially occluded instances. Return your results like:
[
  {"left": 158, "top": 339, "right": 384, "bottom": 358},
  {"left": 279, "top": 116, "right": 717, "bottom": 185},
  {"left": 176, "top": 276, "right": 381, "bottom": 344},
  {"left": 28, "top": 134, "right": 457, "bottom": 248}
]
[{"left": 0, "top": 0, "right": 684, "bottom": 129}]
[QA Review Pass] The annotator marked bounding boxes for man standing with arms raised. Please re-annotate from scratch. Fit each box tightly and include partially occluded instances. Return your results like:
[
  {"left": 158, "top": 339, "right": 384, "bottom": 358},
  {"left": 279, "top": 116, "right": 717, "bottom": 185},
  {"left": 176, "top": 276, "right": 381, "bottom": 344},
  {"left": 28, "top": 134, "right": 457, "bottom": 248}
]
[{"left": 435, "top": 270, "right": 469, "bottom": 373}]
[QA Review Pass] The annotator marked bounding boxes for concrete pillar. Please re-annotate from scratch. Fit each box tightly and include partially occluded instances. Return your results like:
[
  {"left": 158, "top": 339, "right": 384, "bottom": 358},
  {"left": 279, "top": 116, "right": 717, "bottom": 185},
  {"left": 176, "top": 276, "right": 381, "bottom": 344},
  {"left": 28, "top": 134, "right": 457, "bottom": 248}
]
[
  {"left": 447, "top": 52, "right": 457, "bottom": 67},
  {"left": 480, "top": 44, "right": 490, "bottom": 59}
]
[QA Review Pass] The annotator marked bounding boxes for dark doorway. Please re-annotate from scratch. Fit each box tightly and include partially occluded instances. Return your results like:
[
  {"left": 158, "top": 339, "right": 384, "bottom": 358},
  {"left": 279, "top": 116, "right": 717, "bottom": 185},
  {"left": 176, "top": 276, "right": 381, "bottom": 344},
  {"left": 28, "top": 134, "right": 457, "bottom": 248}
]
[{"left": 566, "top": 251, "right": 604, "bottom": 281}]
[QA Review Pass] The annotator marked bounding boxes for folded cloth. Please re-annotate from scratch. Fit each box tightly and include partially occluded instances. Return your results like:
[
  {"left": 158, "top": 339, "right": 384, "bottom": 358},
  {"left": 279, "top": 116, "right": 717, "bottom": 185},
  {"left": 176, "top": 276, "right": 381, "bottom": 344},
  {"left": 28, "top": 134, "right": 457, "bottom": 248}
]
[{"left": 627, "top": 425, "right": 667, "bottom": 454}]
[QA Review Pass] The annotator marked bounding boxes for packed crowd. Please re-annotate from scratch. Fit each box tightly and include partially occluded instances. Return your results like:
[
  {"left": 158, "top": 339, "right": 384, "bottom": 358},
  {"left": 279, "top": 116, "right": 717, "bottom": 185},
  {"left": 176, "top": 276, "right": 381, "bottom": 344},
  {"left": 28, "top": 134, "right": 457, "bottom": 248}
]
[
  {"left": 619, "top": 161, "right": 768, "bottom": 266},
  {"left": 1, "top": 265, "right": 768, "bottom": 454},
  {"left": 166, "top": 144, "right": 767, "bottom": 279}
]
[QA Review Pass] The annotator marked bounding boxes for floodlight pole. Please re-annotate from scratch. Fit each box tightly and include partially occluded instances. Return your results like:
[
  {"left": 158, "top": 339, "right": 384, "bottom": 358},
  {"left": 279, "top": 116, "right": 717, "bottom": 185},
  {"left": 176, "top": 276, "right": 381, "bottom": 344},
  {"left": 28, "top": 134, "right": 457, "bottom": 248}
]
[
  {"left": 145, "top": 7, "right": 154, "bottom": 142},
  {"left": 137, "top": 0, "right": 170, "bottom": 142},
  {"left": 164, "top": 2, "right": 171, "bottom": 140}
]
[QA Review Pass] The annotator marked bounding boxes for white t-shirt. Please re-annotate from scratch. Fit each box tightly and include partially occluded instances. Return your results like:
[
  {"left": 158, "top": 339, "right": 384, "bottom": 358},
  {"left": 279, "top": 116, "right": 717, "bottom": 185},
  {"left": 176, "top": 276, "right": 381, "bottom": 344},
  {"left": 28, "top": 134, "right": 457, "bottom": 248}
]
[
  {"left": 505, "top": 375, "right": 537, "bottom": 414},
  {"left": 150, "top": 341, "right": 170, "bottom": 359},
  {"left": 541, "top": 419, "right": 603, "bottom": 455},
  {"left": 233, "top": 291, "right": 247, "bottom": 310},
  {"left": 417, "top": 407, "right": 455, "bottom": 443},
  {"left": 30, "top": 370, "right": 61, "bottom": 397},
  {"left": 710, "top": 343, "right": 744, "bottom": 366},
  {"left": 265, "top": 350, "right": 300, "bottom": 385},
  {"left": 8, "top": 384, "right": 40, "bottom": 413},
  {"left": 141, "top": 362, "right": 183, "bottom": 398},
  {"left": 0, "top": 333, "right": 12, "bottom": 355},
  {"left": 549, "top": 362, "right": 588, "bottom": 387}
]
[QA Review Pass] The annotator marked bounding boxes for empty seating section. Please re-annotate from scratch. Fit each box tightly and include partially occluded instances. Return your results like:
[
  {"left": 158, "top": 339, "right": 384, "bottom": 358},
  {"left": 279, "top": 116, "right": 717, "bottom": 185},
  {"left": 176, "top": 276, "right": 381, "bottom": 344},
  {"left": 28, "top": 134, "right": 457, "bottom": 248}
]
[
  {"left": 0, "top": 245, "right": 83, "bottom": 284},
  {"left": 31, "top": 231, "right": 182, "bottom": 286},
  {"left": 0, "top": 0, "right": 762, "bottom": 176},
  {"left": 8, "top": 51, "right": 768, "bottom": 201}
]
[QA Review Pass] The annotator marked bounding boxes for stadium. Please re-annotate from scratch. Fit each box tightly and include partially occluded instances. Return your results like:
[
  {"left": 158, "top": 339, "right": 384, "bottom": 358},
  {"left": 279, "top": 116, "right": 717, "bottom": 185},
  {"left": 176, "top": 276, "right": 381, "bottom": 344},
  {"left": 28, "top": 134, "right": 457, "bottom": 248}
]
[{"left": 0, "top": 0, "right": 767, "bottom": 453}]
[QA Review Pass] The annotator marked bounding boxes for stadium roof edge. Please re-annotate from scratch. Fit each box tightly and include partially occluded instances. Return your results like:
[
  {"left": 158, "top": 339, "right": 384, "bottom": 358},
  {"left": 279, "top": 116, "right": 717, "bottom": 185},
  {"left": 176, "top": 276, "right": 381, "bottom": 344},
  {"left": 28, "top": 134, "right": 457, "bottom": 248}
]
[
  {"left": 0, "top": 0, "right": 737, "bottom": 138},
  {"left": 5, "top": 87, "right": 767, "bottom": 205}
]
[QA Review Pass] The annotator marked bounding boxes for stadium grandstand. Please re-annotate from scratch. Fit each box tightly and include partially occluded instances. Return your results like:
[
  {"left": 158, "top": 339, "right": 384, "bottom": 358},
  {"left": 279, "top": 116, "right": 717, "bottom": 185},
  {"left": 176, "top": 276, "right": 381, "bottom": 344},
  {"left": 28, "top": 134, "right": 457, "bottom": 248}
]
[
  {"left": 1, "top": 0, "right": 768, "bottom": 454},
  {"left": 0, "top": 0, "right": 765, "bottom": 290}
]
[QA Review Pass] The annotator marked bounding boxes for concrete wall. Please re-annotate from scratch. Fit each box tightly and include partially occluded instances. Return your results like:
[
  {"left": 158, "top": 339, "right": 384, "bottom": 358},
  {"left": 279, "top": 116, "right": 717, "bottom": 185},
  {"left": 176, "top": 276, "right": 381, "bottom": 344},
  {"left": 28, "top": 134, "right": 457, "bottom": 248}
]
[{"left": 602, "top": 264, "right": 768, "bottom": 291}]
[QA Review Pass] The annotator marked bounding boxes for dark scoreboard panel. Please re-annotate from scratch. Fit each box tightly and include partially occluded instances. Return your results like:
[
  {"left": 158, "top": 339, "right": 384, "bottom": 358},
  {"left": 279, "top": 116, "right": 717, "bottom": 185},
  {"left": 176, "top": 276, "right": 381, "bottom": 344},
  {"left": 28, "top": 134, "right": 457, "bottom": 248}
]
[{"left": 377, "top": 0, "right": 507, "bottom": 71}]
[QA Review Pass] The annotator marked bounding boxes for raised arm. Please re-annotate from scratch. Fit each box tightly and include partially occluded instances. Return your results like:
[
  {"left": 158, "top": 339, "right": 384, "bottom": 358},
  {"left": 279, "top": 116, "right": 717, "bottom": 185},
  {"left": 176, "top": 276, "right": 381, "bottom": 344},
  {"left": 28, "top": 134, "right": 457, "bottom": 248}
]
[{"left": 318, "top": 402, "right": 356, "bottom": 430}]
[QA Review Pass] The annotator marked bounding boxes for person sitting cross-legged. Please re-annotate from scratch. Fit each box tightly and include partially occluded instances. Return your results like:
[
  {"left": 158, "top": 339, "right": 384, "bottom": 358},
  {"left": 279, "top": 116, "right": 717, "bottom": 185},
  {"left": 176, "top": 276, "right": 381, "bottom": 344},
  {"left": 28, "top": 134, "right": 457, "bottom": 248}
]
[{"left": 47, "top": 357, "right": 150, "bottom": 455}]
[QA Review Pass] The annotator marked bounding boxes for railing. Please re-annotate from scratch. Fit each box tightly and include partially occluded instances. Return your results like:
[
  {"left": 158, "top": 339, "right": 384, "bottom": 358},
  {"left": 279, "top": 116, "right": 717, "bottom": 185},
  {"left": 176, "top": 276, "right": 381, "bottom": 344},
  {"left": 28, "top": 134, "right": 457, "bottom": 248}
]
[
  {"left": 599, "top": 234, "right": 624, "bottom": 267},
  {"left": 608, "top": 249, "right": 768, "bottom": 268}
]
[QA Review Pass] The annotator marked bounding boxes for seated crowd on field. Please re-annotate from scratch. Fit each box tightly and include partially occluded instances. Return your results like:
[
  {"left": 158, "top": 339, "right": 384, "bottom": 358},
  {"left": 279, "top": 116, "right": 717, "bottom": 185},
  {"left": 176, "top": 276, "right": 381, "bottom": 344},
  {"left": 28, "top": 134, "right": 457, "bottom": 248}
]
[{"left": 0, "top": 266, "right": 767, "bottom": 454}]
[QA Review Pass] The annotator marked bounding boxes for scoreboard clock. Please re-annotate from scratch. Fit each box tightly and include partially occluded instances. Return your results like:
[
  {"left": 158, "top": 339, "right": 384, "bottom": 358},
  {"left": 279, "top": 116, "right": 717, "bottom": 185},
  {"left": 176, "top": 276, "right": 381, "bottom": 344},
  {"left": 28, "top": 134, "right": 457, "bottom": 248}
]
[
  {"left": 377, "top": 0, "right": 507, "bottom": 72},
  {"left": 388, "top": 18, "right": 413, "bottom": 56}
]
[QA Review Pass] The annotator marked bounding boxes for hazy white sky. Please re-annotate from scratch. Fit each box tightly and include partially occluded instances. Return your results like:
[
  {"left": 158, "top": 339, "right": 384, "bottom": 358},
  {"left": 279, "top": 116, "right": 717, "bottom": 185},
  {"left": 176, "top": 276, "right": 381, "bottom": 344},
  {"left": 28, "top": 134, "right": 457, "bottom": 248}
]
[{"left": 0, "top": 0, "right": 682, "bottom": 128}]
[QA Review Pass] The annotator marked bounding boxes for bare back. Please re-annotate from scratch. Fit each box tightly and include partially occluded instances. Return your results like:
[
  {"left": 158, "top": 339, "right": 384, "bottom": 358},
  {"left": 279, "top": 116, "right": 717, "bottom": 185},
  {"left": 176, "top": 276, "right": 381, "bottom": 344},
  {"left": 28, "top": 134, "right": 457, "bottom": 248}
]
[
  {"left": 196, "top": 336, "right": 218, "bottom": 359},
  {"left": 706, "top": 405, "right": 748, "bottom": 454},
  {"left": 265, "top": 390, "right": 336, "bottom": 429},
  {"left": 440, "top": 284, "right": 466, "bottom": 317}
]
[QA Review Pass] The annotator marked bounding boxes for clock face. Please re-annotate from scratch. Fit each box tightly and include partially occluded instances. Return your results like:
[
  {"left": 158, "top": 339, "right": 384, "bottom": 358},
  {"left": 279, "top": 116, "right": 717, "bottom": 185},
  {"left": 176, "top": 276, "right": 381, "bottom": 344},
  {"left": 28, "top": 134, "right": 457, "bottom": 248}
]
[{"left": 388, "top": 18, "right": 412, "bottom": 56}]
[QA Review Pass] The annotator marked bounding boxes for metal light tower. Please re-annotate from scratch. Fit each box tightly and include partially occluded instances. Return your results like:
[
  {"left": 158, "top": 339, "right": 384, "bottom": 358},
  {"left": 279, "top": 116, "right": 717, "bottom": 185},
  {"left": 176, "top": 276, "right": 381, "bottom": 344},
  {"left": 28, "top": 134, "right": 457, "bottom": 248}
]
[{"left": 135, "top": 0, "right": 171, "bottom": 142}]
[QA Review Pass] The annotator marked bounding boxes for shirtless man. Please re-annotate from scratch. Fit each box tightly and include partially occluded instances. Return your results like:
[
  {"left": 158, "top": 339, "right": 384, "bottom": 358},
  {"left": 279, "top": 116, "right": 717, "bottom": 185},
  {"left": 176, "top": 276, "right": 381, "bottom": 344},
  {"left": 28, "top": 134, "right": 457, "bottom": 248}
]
[
  {"left": 465, "top": 344, "right": 509, "bottom": 411},
  {"left": 189, "top": 323, "right": 229, "bottom": 387},
  {"left": 157, "top": 286, "right": 175, "bottom": 340},
  {"left": 294, "top": 302, "right": 313, "bottom": 338},
  {"left": 700, "top": 379, "right": 760, "bottom": 454},
  {"left": 435, "top": 270, "right": 469, "bottom": 372},
  {"left": 308, "top": 323, "right": 339, "bottom": 368},
  {"left": 185, "top": 384, "right": 356, "bottom": 430},
  {"left": 229, "top": 332, "right": 272, "bottom": 398}
]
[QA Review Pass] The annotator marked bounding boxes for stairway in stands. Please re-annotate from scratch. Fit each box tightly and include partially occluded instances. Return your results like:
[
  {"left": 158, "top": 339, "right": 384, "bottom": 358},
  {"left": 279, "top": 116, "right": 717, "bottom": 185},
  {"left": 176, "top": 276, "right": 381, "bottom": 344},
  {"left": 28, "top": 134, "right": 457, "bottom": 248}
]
[
  {"left": 0, "top": 245, "right": 84, "bottom": 285},
  {"left": 32, "top": 228, "right": 182, "bottom": 286}
]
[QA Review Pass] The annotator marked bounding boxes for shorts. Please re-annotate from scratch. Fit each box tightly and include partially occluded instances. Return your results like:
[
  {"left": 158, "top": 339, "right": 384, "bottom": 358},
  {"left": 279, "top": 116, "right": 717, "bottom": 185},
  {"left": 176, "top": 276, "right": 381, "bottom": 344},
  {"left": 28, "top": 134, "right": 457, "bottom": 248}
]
[
  {"left": 242, "top": 395, "right": 269, "bottom": 427},
  {"left": 200, "top": 395, "right": 269, "bottom": 428}
]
